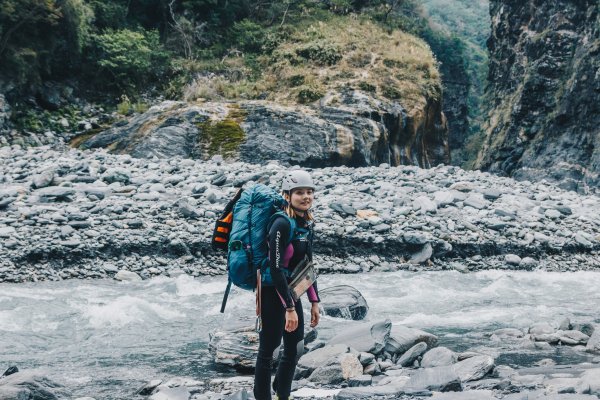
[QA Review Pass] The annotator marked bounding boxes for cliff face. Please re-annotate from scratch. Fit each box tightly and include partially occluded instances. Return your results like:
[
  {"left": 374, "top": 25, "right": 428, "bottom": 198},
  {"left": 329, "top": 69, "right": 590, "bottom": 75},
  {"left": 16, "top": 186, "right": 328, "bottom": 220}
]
[
  {"left": 78, "top": 90, "right": 449, "bottom": 169},
  {"left": 478, "top": 0, "right": 600, "bottom": 191}
]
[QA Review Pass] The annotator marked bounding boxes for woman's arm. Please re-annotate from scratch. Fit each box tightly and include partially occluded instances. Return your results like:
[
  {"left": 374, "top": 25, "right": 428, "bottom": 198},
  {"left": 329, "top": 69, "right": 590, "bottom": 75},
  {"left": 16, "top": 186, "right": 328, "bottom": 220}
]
[{"left": 268, "top": 216, "right": 295, "bottom": 309}]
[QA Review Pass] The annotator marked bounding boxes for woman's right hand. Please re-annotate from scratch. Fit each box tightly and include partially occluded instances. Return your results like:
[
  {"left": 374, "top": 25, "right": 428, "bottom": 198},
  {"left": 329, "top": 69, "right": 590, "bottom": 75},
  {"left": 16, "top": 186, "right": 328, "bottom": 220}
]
[{"left": 285, "top": 309, "right": 298, "bottom": 332}]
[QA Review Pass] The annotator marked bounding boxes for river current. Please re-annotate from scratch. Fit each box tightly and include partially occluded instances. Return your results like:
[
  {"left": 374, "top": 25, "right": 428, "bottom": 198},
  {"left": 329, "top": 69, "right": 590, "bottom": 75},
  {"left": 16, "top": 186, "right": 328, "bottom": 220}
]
[{"left": 1, "top": 270, "right": 599, "bottom": 398}]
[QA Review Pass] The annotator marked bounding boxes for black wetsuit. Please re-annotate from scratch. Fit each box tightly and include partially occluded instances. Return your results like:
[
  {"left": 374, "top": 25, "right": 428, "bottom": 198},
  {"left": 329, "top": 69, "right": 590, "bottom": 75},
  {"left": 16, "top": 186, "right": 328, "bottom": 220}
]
[{"left": 253, "top": 215, "right": 320, "bottom": 400}]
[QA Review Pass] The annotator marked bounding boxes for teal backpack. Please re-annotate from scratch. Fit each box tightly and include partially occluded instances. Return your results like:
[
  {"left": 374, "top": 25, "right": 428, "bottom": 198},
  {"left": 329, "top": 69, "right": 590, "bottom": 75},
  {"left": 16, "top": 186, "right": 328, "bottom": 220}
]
[{"left": 213, "top": 184, "right": 308, "bottom": 313}]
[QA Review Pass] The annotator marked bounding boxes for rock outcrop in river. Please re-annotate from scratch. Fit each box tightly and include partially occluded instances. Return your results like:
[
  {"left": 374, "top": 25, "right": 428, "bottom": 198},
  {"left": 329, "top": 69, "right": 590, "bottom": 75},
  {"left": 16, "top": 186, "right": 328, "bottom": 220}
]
[
  {"left": 78, "top": 88, "right": 449, "bottom": 169},
  {"left": 477, "top": 0, "right": 600, "bottom": 192}
]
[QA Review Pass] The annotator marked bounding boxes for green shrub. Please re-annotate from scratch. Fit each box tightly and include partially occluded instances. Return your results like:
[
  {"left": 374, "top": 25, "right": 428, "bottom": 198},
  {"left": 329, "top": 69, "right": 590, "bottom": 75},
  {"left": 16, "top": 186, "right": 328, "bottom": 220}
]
[
  {"left": 90, "top": 29, "right": 170, "bottom": 92},
  {"left": 358, "top": 81, "right": 376, "bottom": 92},
  {"left": 295, "top": 41, "right": 343, "bottom": 66},
  {"left": 289, "top": 75, "right": 306, "bottom": 87},
  {"left": 230, "top": 20, "right": 267, "bottom": 53},
  {"left": 297, "top": 86, "right": 324, "bottom": 103}
]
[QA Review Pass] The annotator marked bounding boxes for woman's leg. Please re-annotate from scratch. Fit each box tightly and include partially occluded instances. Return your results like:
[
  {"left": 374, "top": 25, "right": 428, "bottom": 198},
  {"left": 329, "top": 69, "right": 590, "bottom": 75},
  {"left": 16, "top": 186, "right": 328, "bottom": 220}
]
[
  {"left": 254, "top": 287, "right": 285, "bottom": 400},
  {"left": 273, "top": 299, "right": 304, "bottom": 400}
]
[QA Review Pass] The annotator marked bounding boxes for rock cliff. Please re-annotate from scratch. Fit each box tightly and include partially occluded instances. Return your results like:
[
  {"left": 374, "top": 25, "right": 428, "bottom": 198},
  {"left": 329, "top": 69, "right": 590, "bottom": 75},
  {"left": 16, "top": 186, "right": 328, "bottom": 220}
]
[
  {"left": 79, "top": 89, "right": 449, "bottom": 168},
  {"left": 477, "top": 0, "right": 600, "bottom": 191}
]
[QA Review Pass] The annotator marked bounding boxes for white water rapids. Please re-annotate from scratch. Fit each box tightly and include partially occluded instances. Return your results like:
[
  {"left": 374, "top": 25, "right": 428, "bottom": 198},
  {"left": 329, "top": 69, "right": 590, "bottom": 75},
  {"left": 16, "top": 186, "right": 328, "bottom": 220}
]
[{"left": 1, "top": 270, "right": 599, "bottom": 398}]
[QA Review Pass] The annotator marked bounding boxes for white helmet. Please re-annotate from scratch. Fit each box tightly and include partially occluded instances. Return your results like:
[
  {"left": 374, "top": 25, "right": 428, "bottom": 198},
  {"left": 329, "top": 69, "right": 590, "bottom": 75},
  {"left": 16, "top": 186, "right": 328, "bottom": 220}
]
[{"left": 282, "top": 170, "right": 315, "bottom": 192}]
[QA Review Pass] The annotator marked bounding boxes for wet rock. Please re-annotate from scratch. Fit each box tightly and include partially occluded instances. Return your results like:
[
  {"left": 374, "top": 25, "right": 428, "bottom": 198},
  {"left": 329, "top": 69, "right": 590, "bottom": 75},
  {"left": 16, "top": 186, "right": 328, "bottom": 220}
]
[
  {"left": 421, "top": 347, "right": 458, "bottom": 368},
  {"left": 409, "top": 243, "right": 433, "bottom": 264},
  {"left": 307, "top": 352, "right": 362, "bottom": 384},
  {"left": 114, "top": 270, "right": 142, "bottom": 281},
  {"left": 384, "top": 326, "right": 438, "bottom": 356},
  {"left": 295, "top": 344, "right": 349, "bottom": 379},
  {"left": 529, "top": 322, "right": 555, "bottom": 335},
  {"left": 328, "top": 319, "right": 391, "bottom": 354},
  {"left": 0, "top": 371, "right": 69, "bottom": 400},
  {"left": 403, "top": 365, "right": 462, "bottom": 392},
  {"left": 505, "top": 254, "right": 521, "bottom": 266},
  {"left": 453, "top": 355, "right": 495, "bottom": 382},
  {"left": 149, "top": 386, "right": 191, "bottom": 400},
  {"left": 397, "top": 342, "right": 428, "bottom": 366},
  {"left": 319, "top": 285, "right": 368, "bottom": 320},
  {"left": 586, "top": 330, "right": 600, "bottom": 353},
  {"left": 209, "top": 321, "right": 259, "bottom": 369}
]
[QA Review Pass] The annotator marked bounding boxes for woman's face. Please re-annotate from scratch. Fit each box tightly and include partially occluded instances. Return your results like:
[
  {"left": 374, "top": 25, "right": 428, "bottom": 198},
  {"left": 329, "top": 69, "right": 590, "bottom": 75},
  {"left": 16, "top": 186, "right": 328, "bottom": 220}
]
[{"left": 288, "top": 187, "right": 314, "bottom": 212}]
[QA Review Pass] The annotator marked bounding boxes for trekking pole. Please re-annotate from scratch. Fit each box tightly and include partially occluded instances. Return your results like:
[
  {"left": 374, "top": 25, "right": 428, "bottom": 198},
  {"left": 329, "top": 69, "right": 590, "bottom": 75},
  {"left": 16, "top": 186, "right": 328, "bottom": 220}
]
[{"left": 220, "top": 280, "right": 232, "bottom": 313}]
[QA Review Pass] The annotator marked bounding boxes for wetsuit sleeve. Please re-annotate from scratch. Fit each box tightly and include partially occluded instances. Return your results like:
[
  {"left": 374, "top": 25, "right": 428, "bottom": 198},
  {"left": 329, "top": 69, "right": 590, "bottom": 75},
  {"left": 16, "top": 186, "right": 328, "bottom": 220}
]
[
  {"left": 268, "top": 217, "right": 295, "bottom": 309},
  {"left": 306, "top": 232, "right": 320, "bottom": 303}
]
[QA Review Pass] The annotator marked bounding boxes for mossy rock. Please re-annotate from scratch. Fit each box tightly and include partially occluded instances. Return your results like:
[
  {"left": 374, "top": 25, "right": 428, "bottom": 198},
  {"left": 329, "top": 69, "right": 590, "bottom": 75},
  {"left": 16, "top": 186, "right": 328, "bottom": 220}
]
[{"left": 198, "top": 118, "right": 246, "bottom": 158}]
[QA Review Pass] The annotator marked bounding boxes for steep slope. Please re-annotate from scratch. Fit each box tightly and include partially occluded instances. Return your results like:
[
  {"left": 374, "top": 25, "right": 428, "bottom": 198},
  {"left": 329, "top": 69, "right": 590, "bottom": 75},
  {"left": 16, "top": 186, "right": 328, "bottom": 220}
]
[{"left": 478, "top": 0, "right": 599, "bottom": 191}]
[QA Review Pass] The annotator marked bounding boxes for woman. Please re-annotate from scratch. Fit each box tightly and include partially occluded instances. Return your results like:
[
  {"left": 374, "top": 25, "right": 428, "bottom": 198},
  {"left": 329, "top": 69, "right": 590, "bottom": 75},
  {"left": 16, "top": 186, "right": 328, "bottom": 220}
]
[{"left": 253, "top": 169, "right": 321, "bottom": 400}]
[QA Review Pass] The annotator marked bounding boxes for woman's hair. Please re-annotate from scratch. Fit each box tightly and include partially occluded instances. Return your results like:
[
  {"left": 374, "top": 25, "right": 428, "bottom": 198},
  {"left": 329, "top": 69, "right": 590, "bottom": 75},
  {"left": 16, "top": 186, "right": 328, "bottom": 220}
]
[{"left": 282, "top": 189, "right": 314, "bottom": 221}]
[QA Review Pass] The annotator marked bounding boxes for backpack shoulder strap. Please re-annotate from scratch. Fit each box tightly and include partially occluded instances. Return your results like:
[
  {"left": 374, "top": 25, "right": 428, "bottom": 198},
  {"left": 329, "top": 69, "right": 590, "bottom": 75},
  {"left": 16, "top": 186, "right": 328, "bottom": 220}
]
[{"left": 268, "top": 211, "right": 296, "bottom": 245}]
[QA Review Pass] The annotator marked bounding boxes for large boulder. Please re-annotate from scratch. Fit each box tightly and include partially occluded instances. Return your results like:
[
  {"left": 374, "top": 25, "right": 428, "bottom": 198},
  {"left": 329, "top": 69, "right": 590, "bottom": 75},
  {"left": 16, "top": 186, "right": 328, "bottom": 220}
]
[
  {"left": 80, "top": 94, "right": 449, "bottom": 168},
  {"left": 328, "top": 319, "right": 391, "bottom": 354},
  {"left": 0, "top": 371, "right": 69, "bottom": 400},
  {"left": 421, "top": 347, "right": 458, "bottom": 368},
  {"left": 208, "top": 321, "right": 261, "bottom": 369},
  {"left": 307, "top": 353, "right": 363, "bottom": 385},
  {"left": 585, "top": 329, "right": 600, "bottom": 353},
  {"left": 295, "top": 344, "right": 349, "bottom": 379},
  {"left": 404, "top": 366, "right": 462, "bottom": 392},
  {"left": 453, "top": 355, "right": 495, "bottom": 382},
  {"left": 384, "top": 326, "right": 438, "bottom": 356},
  {"left": 319, "top": 285, "right": 368, "bottom": 320}
]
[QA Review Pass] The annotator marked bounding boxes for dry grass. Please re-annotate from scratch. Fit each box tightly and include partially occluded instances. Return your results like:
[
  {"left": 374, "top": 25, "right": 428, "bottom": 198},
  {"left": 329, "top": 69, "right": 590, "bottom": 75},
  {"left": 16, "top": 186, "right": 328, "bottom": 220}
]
[{"left": 185, "top": 16, "right": 441, "bottom": 112}]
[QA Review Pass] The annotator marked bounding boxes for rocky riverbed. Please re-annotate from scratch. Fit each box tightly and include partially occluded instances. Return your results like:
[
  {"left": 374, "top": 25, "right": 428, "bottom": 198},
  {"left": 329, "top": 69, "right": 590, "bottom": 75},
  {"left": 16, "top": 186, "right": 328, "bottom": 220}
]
[{"left": 1, "top": 143, "right": 599, "bottom": 284}]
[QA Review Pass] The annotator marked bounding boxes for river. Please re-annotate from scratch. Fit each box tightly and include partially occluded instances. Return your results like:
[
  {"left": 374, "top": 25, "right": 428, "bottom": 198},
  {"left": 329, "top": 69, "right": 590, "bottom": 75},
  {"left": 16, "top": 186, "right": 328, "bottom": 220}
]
[{"left": 1, "top": 270, "right": 599, "bottom": 398}]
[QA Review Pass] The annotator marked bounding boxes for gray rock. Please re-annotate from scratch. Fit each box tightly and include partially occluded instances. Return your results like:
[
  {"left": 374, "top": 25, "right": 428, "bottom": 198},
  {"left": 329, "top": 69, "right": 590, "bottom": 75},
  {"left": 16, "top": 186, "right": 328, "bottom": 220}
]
[
  {"left": 404, "top": 365, "right": 462, "bottom": 392},
  {"left": 433, "top": 191, "right": 455, "bottom": 207},
  {"left": 453, "top": 355, "right": 495, "bottom": 382},
  {"left": 403, "top": 232, "right": 429, "bottom": 245},
  {"left": 580, "top": 368, "right": 600, "bottom": 395},
  {"left": 520, "top": 257, "right": 539, "bottom": 269},
  {"left": 31, "top": 170, "right": 55, "bottom": 189},
  {"left": 586, "top": 329, "right": 600, "bottom": 353},
  {"left": 319, "top": 285, "right": 368, "bottom": 320},
  {"left": 211, "top": 173, "right": 227, "bottom": 186},
  {"left": 102, "top": 168, "right": 131, "bottom": 184},
  {"left": 329, "top": 202, "right": 357, "bottom": 216},
  {"left": 463, "top": 194, "right": 489, "bottom": 209},
  {"left": 421, "top": 347, "right": 458, "bottom": 368},
  {"left": 0, "top": 226, "right": 16, "bottom": 238},
  {"left": 529, "top": 322, "right": 555, "bottom": 335},
  {"left": 482, "top": 188, "right": 502, "bottom": 200},
  {"left": 413, "top": 196, "right": 438, "bottom": 213},
  {"left": 558, "top": 330, "right": 589, "bottom": 345},
  {"left": 0, "top": 371, "right": 69, "bottom": 400},
  {"left": 36, "top": 186, "right": 76, "bottom": 202},
  {"left": 115, "top": 270, "right": 142, "bottom": 281},
  {"left": 348, "top": 374, "right": 372, "bottom": 387},
  {"left": 575, "top": 231, "right": 594, "bottom": 248},
  {"left": 296, "top": 344, "right": 349, "bottom": 379},
  {"left": 149, "top": 386, "right": 191, "bottom": 400},
  {"left": 397, "top": 342, "right": 428, "bottom": 366},
  {"left": 328, "top": 319, "right": 391, "bottom": 354},
  {"left": 384, "top": 326, "right": 438, "bottom": 355},
  {"left": 505, "top": 254, "right": 522, "bottom": 265},
  {"left": 307, "top": 352, "right": 363, "bottom": 384},
  {"left": 209, "top": 321, "right": 259, "bottom": 369},
  {"left": 410, "top": 243, "right": 433, "bottom": 264}
]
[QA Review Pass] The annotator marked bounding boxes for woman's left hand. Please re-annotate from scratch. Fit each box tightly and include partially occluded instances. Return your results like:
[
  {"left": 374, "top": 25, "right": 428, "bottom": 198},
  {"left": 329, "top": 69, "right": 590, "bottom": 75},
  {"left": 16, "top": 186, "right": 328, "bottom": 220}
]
[{"left": 310, "top": 302, "right": 320, "bottom": 328}]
